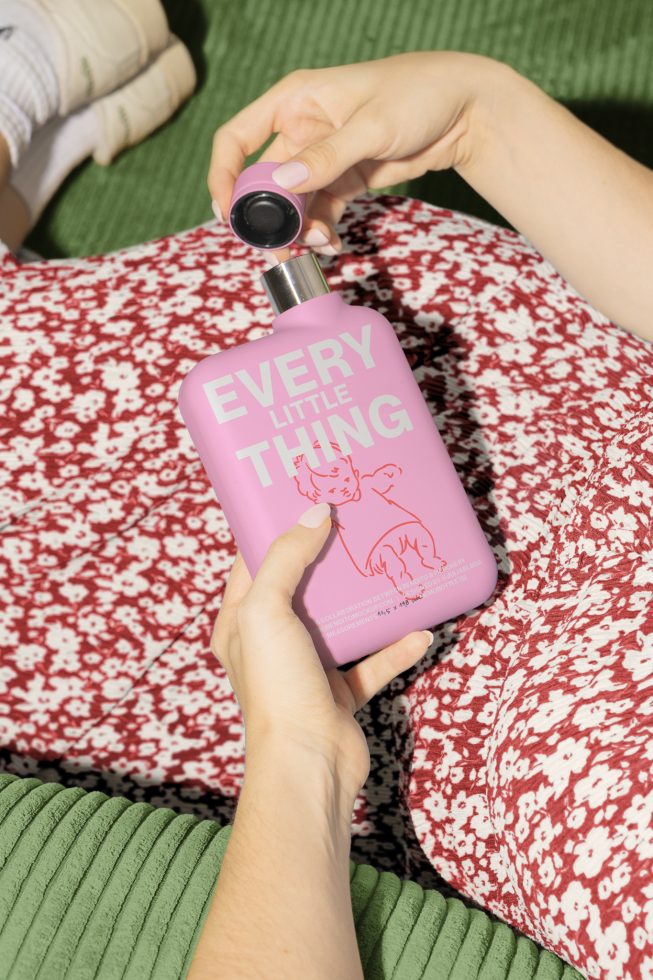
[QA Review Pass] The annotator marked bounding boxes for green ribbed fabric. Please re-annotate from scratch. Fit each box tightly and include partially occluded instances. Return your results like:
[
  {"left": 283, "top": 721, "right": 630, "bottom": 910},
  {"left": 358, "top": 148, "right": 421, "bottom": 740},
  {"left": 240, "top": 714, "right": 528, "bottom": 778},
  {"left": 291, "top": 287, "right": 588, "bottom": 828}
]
[
  {"left": 26, "top": 0, "right": 653, "bottom": 258},
  {"left": 0, "top": 773, "right": 584, "bottom": 979}
]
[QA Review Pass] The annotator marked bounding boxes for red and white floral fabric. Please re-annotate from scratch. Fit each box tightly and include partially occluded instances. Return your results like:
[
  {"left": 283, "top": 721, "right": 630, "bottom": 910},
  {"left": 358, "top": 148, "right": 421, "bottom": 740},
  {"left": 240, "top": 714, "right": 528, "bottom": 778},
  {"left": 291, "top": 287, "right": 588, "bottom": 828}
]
[{"left": 1, "top": 195, "right": 651, "bottom": 980}]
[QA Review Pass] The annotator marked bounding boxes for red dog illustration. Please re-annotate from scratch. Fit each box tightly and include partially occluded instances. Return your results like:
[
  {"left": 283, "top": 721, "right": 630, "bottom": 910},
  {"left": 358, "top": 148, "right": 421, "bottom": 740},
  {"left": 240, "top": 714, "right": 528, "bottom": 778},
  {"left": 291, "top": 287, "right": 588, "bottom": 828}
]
[{"left": 293, "top": 441, "right": 446, "bottom": 600}]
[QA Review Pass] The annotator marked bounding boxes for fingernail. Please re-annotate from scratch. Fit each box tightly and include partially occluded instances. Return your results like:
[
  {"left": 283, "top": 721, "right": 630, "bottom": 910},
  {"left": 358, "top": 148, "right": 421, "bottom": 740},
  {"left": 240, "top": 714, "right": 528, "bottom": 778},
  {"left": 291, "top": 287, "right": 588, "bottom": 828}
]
[
  {"left": 422, "top": 630, "right": 434, "bottom": 645},
  {"left": 272, "top": 161, "right": 310, "bottom": 189},
  {"left": 298, "top": 502, "right": 331, "bottom": 528},
  {"left": 314, "top": 243, "right": 339, "bottom": 256},
  {"left": 303, "top": 228, "right": 330, "bottom": 247},
  {"left": 211, "top": 200, "right": 224, "bottom": 222}
]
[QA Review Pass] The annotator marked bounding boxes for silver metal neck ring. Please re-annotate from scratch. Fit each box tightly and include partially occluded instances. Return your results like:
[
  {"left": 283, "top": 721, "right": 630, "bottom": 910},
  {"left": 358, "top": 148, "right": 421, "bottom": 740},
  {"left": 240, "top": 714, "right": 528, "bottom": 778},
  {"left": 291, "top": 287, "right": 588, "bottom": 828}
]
[{"left": 261, "top": 251, "right": 330, "bottom": 315}]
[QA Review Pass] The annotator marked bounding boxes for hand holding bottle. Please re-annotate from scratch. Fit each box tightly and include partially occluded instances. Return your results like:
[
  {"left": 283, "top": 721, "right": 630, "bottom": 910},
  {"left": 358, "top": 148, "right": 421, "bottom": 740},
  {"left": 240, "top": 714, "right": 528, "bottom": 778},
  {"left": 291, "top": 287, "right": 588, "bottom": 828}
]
[{"left": 210, "top": 501, "right": 433, "bottom": 799}]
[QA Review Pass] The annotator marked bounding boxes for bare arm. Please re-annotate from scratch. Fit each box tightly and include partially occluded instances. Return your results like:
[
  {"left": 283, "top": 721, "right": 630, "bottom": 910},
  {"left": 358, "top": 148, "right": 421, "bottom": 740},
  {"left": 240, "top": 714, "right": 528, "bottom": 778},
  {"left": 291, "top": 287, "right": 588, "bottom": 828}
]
[
  {"left": 209, "top": 51, "right": 653, "bottom": 343},
  {"left": 187, "top": 507, "right": 432, "bottom": 979},
  {"left": 188, "top": 737, "right": 362, "bottom": 980},
  {"left": 457, "top": 61, "right": 653, "bottom": 342}
]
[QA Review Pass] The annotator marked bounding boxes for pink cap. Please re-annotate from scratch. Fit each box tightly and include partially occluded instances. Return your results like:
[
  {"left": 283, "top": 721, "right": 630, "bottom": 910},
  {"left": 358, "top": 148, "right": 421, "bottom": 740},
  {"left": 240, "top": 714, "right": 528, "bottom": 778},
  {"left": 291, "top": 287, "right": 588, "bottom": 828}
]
[{"left": 228, "top": 161, "right": 307, "bottom": 249}]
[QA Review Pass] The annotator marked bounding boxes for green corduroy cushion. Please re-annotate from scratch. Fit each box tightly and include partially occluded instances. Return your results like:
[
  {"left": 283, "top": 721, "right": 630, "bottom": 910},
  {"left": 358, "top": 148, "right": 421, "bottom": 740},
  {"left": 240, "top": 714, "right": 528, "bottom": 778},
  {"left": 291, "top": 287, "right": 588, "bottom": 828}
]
[{"left": 0, "top": 773, "right": 584, "bottom": 979}]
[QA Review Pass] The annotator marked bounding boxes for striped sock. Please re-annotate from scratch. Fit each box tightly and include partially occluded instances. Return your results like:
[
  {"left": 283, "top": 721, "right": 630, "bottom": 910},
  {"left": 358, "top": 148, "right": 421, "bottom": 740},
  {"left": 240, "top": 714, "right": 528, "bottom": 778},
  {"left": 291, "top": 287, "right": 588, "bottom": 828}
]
[{"left": 0, "top": 23, "right": 59, "bottom": 167}]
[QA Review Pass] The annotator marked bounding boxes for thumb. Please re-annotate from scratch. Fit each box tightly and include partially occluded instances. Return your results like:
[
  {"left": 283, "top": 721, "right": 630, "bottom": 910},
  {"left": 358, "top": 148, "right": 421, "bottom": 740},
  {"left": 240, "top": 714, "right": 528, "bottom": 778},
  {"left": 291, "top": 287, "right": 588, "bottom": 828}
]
[
  {"left": 270, "top": 109, "right": 386, "bottom": 193},
  {"left": 245, "top": 502, "right": 333, "bottom": 611}
]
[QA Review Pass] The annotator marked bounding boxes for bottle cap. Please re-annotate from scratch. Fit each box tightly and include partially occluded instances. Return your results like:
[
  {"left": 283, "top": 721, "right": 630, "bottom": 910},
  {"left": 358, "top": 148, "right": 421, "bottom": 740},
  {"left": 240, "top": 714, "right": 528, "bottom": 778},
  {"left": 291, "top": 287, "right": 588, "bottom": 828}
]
[
  {"left": 228, "top": 161, "right": 306, "bottom": 249},
  {"left": 261, "top": 251, "right": 330, "bottom": 315}
]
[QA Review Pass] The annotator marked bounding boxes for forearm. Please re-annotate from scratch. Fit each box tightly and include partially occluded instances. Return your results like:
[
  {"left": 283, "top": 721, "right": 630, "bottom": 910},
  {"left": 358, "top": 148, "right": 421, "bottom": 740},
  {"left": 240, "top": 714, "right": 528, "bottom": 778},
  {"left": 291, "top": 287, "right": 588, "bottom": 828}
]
[
  {"left": 456, "top": 59, "right": 653, "bottom": 341},
  {"left": 187, "top": 737, "right": 363, "bottom": 980}
]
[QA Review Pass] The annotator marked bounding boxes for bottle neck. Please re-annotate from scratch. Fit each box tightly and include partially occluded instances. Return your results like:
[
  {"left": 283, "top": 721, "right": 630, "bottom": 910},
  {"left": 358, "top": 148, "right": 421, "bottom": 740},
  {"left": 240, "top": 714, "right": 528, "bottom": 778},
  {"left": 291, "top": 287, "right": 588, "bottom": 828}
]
[
  {"left": 260, "top": 251, "right": 329, "bottom": 312},
  {"left": 271, "top": 289, "right": 347, "bottom": 331}
]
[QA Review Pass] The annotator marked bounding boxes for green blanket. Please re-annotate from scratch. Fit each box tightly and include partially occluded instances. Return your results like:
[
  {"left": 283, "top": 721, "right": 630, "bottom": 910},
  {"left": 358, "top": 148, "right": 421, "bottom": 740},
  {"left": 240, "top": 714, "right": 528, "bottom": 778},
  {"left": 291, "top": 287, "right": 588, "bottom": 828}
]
[
  {"left": 27, "top": 0, "right": 653, "bottom": 258},
  {"left": 0, "top": 773, "right": 583, "bottom": 979}
]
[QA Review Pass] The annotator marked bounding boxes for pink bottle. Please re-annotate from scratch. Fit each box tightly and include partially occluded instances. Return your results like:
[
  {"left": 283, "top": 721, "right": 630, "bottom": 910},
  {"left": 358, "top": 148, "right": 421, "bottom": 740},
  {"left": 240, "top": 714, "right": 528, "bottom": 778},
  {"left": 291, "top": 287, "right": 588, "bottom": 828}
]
[{"left": 178, "top": 246, "right": 497, "bottom": 670}]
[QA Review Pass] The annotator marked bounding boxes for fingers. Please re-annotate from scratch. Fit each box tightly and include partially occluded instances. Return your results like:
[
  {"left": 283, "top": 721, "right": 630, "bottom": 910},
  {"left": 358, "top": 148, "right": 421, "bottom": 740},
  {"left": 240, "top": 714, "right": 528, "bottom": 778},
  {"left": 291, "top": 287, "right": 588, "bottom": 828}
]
[
  {"left": 257, "top": 136, "right": 340, "bottom": 255},
  {"left": 208, "top": 72, "right": 301, "bottom": 219},
  {"left": 241, "top": 502, "right": 333, "bottom": 618},
  {"left": 343, "top": 629, "right": 433, "bottom": 712},
  {"left": 257, "top": 246, "right": 291, "bottom": 265},
  {"left": 268, "top": 106, "right": 389, "bottom": 196},
  {"left": 208, "top": 129, "right": 245, "bottom": 224},
  {"left": 298, "top": 189, "right": 347, "bottom": 253},
  {"left": 257, "top": 132, "right": 290, "bottom": 165},
  {"left": 362, "top": 146, "right": 438, "bottom": 188},
  {"left": 293, "top": 158, "right": 370, "bottom": 252},
  {"left": 257, "top": 130, "right": 347, "bottom": 255},
  {"left": 210, "top": 551, "right": 252, "bottom": 663}
]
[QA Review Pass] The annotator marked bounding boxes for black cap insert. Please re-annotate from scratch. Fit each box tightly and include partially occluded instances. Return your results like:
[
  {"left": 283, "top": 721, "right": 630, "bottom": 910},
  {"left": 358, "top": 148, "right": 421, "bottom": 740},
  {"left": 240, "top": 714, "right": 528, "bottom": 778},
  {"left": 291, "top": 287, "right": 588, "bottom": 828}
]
[{"left": 230, "top": 191, "right": 301, "bottom": 249}]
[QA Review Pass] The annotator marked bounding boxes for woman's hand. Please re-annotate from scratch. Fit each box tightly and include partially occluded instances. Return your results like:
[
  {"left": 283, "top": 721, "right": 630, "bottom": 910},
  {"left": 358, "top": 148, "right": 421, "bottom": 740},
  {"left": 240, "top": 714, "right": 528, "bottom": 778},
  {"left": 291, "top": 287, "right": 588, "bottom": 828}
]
[
  {"left": 208, "top": 51, "right": 499, "bottom": 257},
  {"left": 210, "top": 50, "right": 653, "bottom": 339},
  {"left": 210, "top": 500, "right": 433, "bottom": 799}
]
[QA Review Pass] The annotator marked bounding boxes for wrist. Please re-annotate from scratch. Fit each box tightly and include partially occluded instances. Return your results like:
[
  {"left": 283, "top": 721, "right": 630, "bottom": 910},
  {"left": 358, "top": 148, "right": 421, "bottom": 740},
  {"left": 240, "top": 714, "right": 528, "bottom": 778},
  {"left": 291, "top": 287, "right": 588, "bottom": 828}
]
[
  {"left": 450, "top": 54, "right": 523, "bottom": 176},
  {"left": 246, "top": 717, "right": 367, "bottom": 801},
  {"left": 244, "top": 734, "right": 359, "bottom": 838}
]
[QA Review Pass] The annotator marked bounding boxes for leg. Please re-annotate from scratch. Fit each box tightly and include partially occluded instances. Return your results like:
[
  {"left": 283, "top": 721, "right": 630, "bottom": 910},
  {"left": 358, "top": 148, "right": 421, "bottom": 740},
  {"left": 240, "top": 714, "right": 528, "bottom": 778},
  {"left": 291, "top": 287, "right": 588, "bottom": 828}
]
[
  {"left": 0, "top": 43, "right": 195, "bottom": 252},
  {"left": 398, "top": 204, "right": 653, "bottom": 976},
  {"left": 0, "top": 184, "right": 29, "bottom": 250},
  {"left": 479, "top": 407, "right": 652, "bottom": 966},
  {"left": 0, "top": 131, "right": 9, "bottom": 186},
  {"left": 0, "top": 134, "right": 29, "bottom": 249},
  {"left": 0, "top": 1, "right": 191, "bottom": 251}
]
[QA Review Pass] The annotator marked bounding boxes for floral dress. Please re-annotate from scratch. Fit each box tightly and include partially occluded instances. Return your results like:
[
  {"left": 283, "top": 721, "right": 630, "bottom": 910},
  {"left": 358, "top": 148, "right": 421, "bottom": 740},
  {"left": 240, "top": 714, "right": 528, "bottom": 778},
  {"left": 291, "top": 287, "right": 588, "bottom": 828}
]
[{"left": 1, "top": 194, "right": 651, "bottom": 980}]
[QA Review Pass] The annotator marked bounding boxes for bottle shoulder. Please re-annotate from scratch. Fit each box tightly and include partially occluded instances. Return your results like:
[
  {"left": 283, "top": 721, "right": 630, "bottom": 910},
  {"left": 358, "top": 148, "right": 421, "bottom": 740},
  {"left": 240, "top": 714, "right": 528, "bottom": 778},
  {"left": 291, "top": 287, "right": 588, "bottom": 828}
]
[
  {"left": 178, "top": 301, "right": 402, "bottom": 410},
  {"left": 272, "top": 293, "right": 396, "bottom": 333},
  {"left": 178, "top": 332, "right": 273, "bottom": 397}
]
